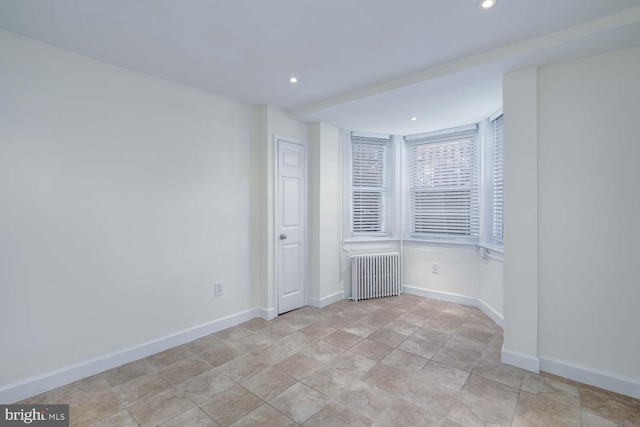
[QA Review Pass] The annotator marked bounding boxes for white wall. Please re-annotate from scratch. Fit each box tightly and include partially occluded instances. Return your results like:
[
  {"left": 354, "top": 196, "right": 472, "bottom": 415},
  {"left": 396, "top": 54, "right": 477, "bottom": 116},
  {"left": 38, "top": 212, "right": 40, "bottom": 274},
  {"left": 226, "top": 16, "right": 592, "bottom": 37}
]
[
  {"left": 403, "top": 246, "right": 503, "bottom": 321},
  {"left": 404, "top": 247, "right": 480, "bottom": 298},
  {"left": 308, "top": 124, "right": 344, "bottom": 306},
  {"left": 501, "top": 68, "right": 540, "bottom": 371},
  {"left": 537, "top": 46, "right": 640, "bottom": 382},
  {"left": 255, "top": 106, "right": 309, "bottom": 316},
  {"left": 0, "top": 31, "right": 256, "bottom": 388}
]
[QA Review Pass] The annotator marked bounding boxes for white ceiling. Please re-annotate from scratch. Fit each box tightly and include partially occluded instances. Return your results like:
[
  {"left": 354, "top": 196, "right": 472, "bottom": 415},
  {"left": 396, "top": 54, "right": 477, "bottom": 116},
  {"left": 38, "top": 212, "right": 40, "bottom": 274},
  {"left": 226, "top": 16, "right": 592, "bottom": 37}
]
[{"left": 1, "top": 0, "right": 640, "bottom": 134}]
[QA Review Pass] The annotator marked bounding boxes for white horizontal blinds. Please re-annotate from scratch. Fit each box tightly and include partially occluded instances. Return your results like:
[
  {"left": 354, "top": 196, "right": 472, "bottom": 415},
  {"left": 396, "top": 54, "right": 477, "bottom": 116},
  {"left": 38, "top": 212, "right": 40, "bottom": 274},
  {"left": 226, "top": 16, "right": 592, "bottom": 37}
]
[
  {"left": 408, "top": 129, "right": 479, "bottom": 241},
  {"left": 351, "top": 134, "right": 389, "bottom": 234},
  {"left": 492, "top": 115, "right": 504, "bottom": 244}
]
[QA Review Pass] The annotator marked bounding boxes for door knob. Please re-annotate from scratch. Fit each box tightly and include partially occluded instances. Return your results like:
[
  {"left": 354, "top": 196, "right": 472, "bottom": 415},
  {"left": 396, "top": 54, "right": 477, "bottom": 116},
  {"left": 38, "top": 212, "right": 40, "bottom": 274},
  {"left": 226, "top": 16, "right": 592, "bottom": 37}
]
[{"left": 280, "top": 234, "right": 287, "bottom": 240}]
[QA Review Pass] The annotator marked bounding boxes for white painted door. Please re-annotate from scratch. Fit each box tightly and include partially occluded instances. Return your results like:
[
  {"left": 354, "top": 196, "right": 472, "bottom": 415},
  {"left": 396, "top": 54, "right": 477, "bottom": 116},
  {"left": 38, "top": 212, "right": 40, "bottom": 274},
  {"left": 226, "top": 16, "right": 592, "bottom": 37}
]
[{"left": 277, "top": 139, "right": 306, "bottom": 314}]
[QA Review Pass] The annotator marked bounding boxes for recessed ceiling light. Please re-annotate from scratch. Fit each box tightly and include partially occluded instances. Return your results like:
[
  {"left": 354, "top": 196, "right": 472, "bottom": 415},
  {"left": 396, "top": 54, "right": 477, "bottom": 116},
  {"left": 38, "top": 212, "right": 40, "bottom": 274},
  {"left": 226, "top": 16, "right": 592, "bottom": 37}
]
[
  {"left": 410, "top": 117, "right": 417, "bottom": 121},
  {"left": 289, "top": 77, "right": 298, "bottom": 84},
  {"left": 480, "top": 0, "right": 496, "bottom": 9}
]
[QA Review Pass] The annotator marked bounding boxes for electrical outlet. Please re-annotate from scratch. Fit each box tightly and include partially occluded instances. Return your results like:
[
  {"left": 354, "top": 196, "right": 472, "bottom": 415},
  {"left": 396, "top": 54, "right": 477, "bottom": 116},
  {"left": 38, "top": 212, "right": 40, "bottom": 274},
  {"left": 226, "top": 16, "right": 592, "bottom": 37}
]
[
  {"left": 214, "top": 281, "right": 224, "bottom": 297},
  {"left": 431, "top": 262, "right": 440, "bottom": 274}
]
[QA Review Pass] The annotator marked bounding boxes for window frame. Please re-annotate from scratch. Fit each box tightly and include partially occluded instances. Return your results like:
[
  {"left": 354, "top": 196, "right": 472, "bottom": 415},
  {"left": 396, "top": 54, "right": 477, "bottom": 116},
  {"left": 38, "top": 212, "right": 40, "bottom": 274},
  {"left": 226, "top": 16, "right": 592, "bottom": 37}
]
[
  {"left": 343, "top": 131, "right": 394, "bottom": 239},
  {"left": 404, "top": 124, "right": 480, "bottom": 244}
]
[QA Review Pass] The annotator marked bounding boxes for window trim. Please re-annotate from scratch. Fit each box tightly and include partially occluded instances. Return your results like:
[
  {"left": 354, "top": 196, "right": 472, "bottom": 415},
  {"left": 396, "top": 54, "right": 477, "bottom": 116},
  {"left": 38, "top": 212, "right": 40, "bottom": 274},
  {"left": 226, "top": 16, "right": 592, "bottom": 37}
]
[
  {"left": 404, "top": 124, "right": 480, "bottom": 244},
  {"left": 342, "top": 130, "right": 394, "bottom": 239}
]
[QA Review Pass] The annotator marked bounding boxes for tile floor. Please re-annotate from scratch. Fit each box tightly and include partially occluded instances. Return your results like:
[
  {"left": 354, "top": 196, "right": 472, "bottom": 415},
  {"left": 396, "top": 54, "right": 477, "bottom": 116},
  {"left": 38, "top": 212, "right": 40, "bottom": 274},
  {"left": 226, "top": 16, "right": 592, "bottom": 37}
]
[{"left": 18, "top": 295, "right": 640, "bottom": 426}]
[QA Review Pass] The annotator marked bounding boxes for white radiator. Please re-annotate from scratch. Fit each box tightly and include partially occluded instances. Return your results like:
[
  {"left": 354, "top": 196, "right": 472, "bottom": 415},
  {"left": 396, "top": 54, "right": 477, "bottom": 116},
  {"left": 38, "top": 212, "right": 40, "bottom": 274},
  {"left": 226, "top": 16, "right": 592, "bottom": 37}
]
[{"left": 351, "top": 252, "right": 401, "bottom": 301}]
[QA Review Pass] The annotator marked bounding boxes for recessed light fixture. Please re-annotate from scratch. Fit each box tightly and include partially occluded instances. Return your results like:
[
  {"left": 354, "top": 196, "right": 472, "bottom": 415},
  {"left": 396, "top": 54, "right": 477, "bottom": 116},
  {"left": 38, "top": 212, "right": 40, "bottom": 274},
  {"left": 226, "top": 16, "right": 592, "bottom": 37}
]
[
  {"left": 410, "top": 117, "right": 417, "bottom": 121},
  {"left": 480, "top": 0, "right": 496, "bottom": 9},
  {"left": 289, "top": 77, "right": 298, "bottom": 84}
]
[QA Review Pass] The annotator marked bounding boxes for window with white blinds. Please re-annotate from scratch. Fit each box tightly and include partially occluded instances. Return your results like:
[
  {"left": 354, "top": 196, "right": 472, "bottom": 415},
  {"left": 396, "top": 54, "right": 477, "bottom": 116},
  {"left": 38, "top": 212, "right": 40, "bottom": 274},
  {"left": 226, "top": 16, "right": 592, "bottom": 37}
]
[
  {"left": 351, "top": 133, "right": 389, "bottom": 235},
  {"left": 407, "top": 128, "right": 479, "bottom": 242},
  {"left": 491, "top": 115, "right": 504, "bottom": 245},
  {"left": 351, "top": 134, "right": 389, "bottom": 235}
]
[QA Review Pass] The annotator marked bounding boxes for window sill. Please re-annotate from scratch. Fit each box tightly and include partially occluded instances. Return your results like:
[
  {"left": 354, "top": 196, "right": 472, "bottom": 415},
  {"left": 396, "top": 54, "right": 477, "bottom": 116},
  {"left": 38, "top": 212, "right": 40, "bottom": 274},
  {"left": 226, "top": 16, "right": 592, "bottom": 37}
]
[{"left": 344, "top": 237, "right": 400, "bottom": 244}]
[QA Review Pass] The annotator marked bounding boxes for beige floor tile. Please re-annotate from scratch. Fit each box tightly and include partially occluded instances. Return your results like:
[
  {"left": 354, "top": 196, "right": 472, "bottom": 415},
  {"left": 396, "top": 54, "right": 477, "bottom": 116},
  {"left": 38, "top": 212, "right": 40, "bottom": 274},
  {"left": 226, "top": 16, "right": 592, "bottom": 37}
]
[
  {"left": 87, "top": 409, "right": 138, "bottom": 427},
  {"left": 200, "top": 385, "right": 263, "bottom": 427},
  {"left": 177, "top": 368, "right": 236, "bottom": 404},
  {"left": 462, "top": 314, "right": 501, "bottom": 333},
  {"left": 372, "top": 397, "right": 442, "bottom": 427},
  {"left": 349, "top": 339, "right": 394, "bottom": 362},
  {"left": 214, "top": 353, "right": 270, "bottom": 383},
  {"left": 273, "top": 353, "right": 325, "bottom": 380},
  {"left": 384, "top": 319, "right": 419, "bottom": 336},
  {"left": 512, "top": 391, "right": 580, "bottom": 427},
  {"left": 448, "top": 401, "right": 512, "bottom": 427},
  {"left": 449, "top": 374, "right": 519, "bottom": 426},
  {"left": 454, "top": 326, "right": 494, "bottom": 345},
  {"left": 411, "top": 326, "right": 451, "bottom": 346},
  {"left": 336, "top": 384, "right": 395, "bottom": 421},
  {"left": 277, "top": 331, "right": 316, "bottom": 351},
  {"left": 159, "top": 407, "right": 219, "bottom": 427},
  {"left": 520, "top": 372, "right": 579, "bottom": 408},
  {"left": 367, "top": 328, "right": 407, "bottom": 348},
  {"left": 579, "top": 409, "right": 620, "bottom": 427},
  {"left": 299, "top": 324, "right": 337, "bottom": 339},
  {"left": 186, "top": 335, "right": 226, "bottom": 355},
  {"left": 420, "top": 360, "right": 470, "bottom": 392},
  {"left": 578, "top": 383, "right": 640, "bottom": 425},
  {"left": 301, "top": 366, "right": 365, "bottom": 396},
  {"left": 102, "top": 359, "right": 156, "bottom": 387},
  {"left": 250, "top": 345, "right": 297, "bottom": 366},
  {"left": 145, "top": 345, "right": 195, "bottom": 369},
  {"left": 299, "top": 340, "right": 345, "bottom": 363},
  {"left": 340, "top": 322, "right": 378, "bottom": 338},
  {"left": 198, "top": 342, "right": 242, "bottom": 367},
  {"left": 111, "top": 372, "right": 173, "bottom": 406},
  {"left": 128, "top": 388, "right": 195, "bottom": 427},
  {"left": 66, "top": 384, "right": 123, "bottom": 425},
  {"left": 332, "top": 352, "right": 377, "bottom": 379},
  {"left": 268, "top": 382, "right": 328, "bottom": 424},
  {"left": 241, "top": 367, "right": 297, "bottom": 401},
  {"left": 229, "top": 404, "right": 297, "bottom": 427},
  {"left": 363, "top": 364, "right": 411, "bottom": 394},
  {"left": 359, "top": 313, "right": 395, "bottom": 329},
  {"left": 444, "top": 334, "right": 488, "bottom": 354},
  {"left": 403, "top": 375, "right": 458, "bottom": 418},
  {"left": 380, "top": 348, "right": 428, "bottom": 372},
  {"left": 264, "top": 323, "right": 298, "bottom": 340},
  {"left": 23, "top": 295, "right": 640, "bottom": 427},
  {"left": 322, "top": 329, "right": 363, "bottom": 349},
  {"left": 398, "top": 336, "right": 441, "bottom": 359},
  {"left": 397, "top": 309, "right": 431, "bottom": 327},
  {"left": 24, "top": 374, "right": 108, "bottom": 405},
  {"left": 320, "top": 314, "right": 351, "bottom": 330},
  {"left": 232, "top": 333, "right": 277, "bottom": 353},
  {"left": 160, "top": 354, "right": 211, "bottom": 385},
  {"left": 472, "top": 359, "right": 525, "bottom": 389},
  {"left": 214, "top": 326, "right": 254, "bottom": 342},
  {"left": 240, "top": 317, "right": 270, "bottom": 331},
  {"left": 480, "top": 344, "right": 503, "bottom": 362},
  {"left": 303, "top": 401, "right": 373, "bottom": 427},
  {"left": 428, "top": 318, "right": 463, "bottom": 335},
  {"left": 432, "top": 344, "right": 482, "bottom": 371}
]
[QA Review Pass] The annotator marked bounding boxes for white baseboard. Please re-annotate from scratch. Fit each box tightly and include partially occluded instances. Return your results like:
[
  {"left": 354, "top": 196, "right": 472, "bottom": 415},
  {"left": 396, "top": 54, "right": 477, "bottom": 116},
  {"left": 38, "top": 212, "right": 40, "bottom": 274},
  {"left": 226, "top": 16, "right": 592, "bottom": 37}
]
[
  {"left": 402, "top": 285, "right": 503, "bottom": 327},
  {"left": 258, "top": 307, "right": 276, "bottom": 320},
  {"left": 540, "top": 356, "right": 640, "bottom": 399},
  {"left": 0, "top": 308, "right": 261, "bottom": 404},
  {"left": 308, "top": 291, "right": 344, "bottom": 308},
  {"left": 476, "top": 298, "right": 504, "bottom": 328},
  {"left": 501, "top": 346, "right": 541, "bottom": 373}
]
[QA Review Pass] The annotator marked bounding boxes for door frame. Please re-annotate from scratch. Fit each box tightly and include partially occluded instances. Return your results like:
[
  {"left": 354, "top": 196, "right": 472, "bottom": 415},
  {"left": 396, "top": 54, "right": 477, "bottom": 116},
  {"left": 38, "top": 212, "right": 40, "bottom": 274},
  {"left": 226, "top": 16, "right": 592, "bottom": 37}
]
[{"left": 273, "top": 135, "right": 308, "bottom": 316}]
